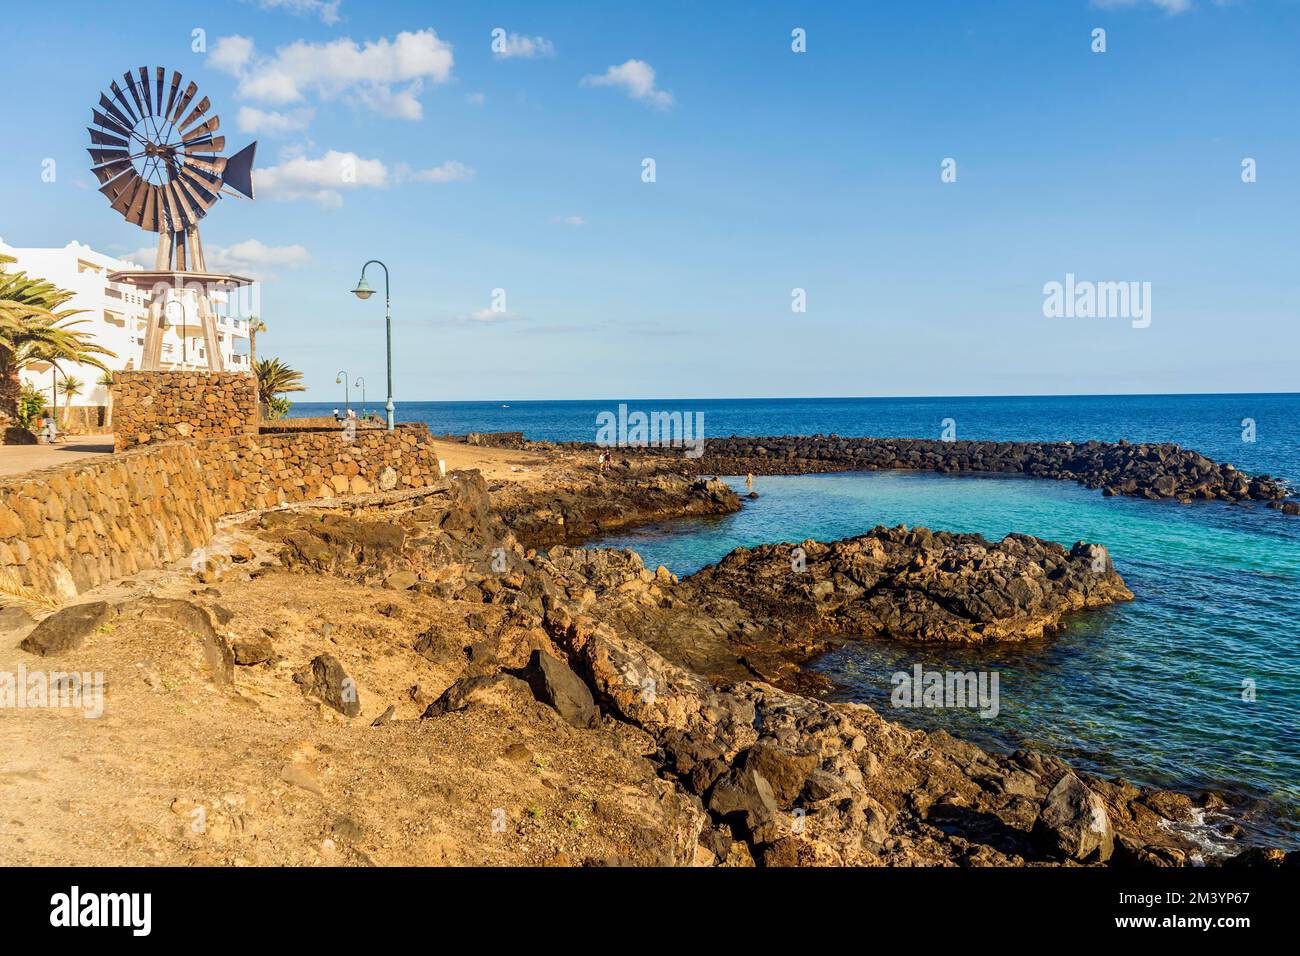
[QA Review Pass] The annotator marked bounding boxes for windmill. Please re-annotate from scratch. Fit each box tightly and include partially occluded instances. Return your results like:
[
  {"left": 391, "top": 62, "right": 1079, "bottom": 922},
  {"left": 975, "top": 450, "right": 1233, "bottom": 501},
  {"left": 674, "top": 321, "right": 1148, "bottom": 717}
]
[{"left": 88, "top": 66, "right": 258, "bottom": 372}]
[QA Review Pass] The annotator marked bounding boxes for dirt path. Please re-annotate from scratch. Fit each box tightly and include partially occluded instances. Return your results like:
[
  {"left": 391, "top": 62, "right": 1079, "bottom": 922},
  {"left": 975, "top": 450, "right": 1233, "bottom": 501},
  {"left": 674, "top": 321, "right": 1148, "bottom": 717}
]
[
  {"left": 0, "top": 437, "right": 114, "bottom": 477},
  {"left": 424, "top": 439, "right": 578, "bottom": 483}
]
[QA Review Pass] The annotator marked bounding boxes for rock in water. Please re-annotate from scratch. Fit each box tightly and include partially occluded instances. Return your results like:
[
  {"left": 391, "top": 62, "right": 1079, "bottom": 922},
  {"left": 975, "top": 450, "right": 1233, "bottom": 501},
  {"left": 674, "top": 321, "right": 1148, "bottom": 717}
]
[
  {"left": 1033, "top": 772, "right": 1114, "bottom": 863},
  {"left": 18, "top": 602, "right": 112, "bottom": 656},
  {"left": 522, "top": 650, "right": 598, "bottom": 728},
  {"left": 301, "top": 653, "right": 362, "bottom": 717}
]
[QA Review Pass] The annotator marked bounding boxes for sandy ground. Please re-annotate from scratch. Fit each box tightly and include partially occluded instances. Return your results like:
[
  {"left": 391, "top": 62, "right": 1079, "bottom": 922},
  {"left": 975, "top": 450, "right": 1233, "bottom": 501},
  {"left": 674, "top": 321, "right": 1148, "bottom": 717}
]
[
  {"left": 0, "top": 440, "right": 685, "bottom": 867},
  {"left": 424, "top": 439, "right": 562, "bottom": 483},
  {"left": 0, "top": 436, "right": 114, "bottom": 477},
  {"left": 0, "top": 515, "right": 694, "bottom": 867}
]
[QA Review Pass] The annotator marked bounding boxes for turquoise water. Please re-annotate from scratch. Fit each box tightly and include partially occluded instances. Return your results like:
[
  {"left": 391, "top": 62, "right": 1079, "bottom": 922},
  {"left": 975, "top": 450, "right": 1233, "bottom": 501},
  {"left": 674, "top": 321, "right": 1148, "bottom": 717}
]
[{"left": 591, "top": 470, "right": 1300, "bottom": 848}]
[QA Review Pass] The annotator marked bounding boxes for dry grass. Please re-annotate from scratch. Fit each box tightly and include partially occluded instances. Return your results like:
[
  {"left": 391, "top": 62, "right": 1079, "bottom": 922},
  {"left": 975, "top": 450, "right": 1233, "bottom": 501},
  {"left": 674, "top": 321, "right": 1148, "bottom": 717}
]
[{"left": 0, "top": 568, "right": 60, "bottom": 614}]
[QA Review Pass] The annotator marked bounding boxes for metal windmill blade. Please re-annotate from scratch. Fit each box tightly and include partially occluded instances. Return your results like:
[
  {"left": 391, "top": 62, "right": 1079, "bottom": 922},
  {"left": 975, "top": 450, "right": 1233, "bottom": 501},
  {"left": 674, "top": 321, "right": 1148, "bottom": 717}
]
[{"left": 88, "top": 66, "right": 258, "bottom": 241}]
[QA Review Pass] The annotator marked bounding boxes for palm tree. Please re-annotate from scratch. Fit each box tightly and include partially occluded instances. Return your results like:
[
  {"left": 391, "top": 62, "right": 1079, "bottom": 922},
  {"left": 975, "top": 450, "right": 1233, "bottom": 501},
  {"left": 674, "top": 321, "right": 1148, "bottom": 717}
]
[
  {"left": 248, "top": 315, "right": 266, "bottom": 371},
  {"left": 97, "top": 369, "right": 115, "bottom": 430},
  {"left": 58, "top": 376, "right": 83, "bottom": 430},
  {"left": 254, "top": 357, "right": 306, "bottom": 406},
  {"left": 1, "top": 256, "right": 115, "bottom": 431}
]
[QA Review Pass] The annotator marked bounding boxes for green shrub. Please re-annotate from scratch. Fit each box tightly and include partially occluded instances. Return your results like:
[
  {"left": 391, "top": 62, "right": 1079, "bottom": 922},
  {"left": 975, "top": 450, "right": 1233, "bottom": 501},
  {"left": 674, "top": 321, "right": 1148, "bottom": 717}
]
[{"left": 16, "top": 383, "right": 46, "bottom": 431}]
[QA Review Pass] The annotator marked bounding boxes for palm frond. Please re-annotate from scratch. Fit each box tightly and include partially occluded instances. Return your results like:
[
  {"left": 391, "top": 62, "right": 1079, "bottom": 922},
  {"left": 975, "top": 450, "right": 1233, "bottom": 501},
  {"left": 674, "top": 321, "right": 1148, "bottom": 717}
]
[{"left": 0, "top": 569, "right": 61, "bottom": 614}]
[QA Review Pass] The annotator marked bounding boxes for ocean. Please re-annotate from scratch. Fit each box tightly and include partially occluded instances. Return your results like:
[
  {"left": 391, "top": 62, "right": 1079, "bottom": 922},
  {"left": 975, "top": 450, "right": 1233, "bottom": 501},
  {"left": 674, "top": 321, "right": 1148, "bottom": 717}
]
[
  {"left": 291, "top": 393, "right": 1300, "bottom": 848},
  {"left": 293, "top": 393, "right": 1299, "bottom": 483}
]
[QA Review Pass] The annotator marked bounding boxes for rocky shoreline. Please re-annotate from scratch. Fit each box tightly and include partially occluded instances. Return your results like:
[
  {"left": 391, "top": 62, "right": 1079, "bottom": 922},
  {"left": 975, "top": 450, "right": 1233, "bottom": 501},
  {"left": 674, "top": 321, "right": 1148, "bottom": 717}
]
[
  {"left": 5, "top": 456, "right": 1294, "bottom": 867},
  {"left": 554, "top": 434, "right": 1293, "bottom": 507},
  {"left": 493, "top": 468, "right": 741, "bottom": 549}
]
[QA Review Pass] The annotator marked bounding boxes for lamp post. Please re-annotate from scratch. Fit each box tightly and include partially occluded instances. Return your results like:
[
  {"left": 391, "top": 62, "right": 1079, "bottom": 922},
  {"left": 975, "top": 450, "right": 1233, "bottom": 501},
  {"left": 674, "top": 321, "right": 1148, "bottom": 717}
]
[
  {"left": 350, "top": 260, "right": 393, "bottom": 431},
  {"left": 355, "top": 376, "right": 367, "bottom": 419},
  {"left": 335, "top": 370, "right": 350, "bottom": 414}
]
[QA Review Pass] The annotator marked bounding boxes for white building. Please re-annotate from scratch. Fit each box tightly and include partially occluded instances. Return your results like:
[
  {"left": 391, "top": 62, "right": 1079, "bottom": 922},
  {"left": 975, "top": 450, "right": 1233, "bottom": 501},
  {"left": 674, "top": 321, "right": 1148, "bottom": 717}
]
[{"left": 0, "top": 238, "right": 251, "bottom": 408}]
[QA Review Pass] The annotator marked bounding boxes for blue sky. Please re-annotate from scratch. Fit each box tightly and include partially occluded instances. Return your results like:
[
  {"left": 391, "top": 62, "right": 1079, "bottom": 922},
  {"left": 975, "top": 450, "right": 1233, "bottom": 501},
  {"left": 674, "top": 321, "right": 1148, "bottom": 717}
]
[{"left": 2, "top": 0, "right": 1298, "bottom": 401}]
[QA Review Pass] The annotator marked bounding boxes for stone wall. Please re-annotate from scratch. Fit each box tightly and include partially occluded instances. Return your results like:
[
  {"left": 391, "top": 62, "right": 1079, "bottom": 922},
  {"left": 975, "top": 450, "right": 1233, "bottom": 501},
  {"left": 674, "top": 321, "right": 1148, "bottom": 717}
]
[
  {"left": 0, "top": 443, "right": 220, "bottom": 599},
  {"left": 112, "top": 371, "right": 258, "bottom": 452},
  {"left": 198, "top": 424, "right": 443, "bottom": 512},
  {"left": 52, "top": 406, "right": 109, "bottom": 435},
  {"left": 0, "top": 422, "right": 444, "bottom": 600}
]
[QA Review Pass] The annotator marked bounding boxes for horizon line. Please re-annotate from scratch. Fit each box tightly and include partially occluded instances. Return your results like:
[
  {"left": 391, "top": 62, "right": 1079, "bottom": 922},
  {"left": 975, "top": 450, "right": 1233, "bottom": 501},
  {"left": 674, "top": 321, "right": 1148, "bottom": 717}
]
[{"left": 291, "top": 389, "right": 1300, "bottom": 405}]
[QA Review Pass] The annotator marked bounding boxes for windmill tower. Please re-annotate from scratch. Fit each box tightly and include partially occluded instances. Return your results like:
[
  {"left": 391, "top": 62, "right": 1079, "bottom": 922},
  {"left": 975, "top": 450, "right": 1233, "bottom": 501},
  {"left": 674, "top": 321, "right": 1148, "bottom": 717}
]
[{"left": 88, "top": 66, "right": 257, "bottom": 372}]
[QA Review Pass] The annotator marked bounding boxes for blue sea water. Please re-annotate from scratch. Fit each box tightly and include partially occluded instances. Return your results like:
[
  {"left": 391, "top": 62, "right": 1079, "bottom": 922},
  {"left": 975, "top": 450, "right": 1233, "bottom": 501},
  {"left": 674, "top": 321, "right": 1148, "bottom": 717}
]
[
  {"left": 295, "top": 394, "right": 1300, "bottom": 846},
  {"left": 292, "top": 393, "right": 1300, "bottom": 485}
]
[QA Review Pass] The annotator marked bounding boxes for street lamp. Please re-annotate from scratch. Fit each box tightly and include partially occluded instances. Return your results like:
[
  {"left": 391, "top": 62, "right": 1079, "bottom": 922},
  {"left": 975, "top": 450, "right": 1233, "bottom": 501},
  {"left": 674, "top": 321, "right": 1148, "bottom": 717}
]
[
  {"left": 335, "top": 370, "right": 350, "bottom": 414},
  {"left": 355, "top": 376, "right": 367, "bottom": 419},
  {"left": 350, "top": 260, "right": 394, "bottom": 431}
]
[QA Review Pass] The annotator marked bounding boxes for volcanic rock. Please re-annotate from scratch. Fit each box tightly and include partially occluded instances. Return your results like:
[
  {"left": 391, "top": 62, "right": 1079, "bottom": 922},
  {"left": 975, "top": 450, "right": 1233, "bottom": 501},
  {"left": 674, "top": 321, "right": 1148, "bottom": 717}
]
[{"left": 18, "top": 601, "right": 112, "bottom": 657}]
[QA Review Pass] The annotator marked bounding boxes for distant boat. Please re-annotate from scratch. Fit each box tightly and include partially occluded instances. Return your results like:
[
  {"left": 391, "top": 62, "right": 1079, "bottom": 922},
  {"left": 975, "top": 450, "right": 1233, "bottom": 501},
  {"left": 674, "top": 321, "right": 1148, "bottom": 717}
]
[{"left": 501, "top": 404, "right": 510, "bottom": 408}]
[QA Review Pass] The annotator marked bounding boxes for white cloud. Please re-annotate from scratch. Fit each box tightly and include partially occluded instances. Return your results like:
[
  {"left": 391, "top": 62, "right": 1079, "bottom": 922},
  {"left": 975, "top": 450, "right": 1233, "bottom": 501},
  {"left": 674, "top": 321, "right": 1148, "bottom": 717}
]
[
  {"left": 254, "top": 0, "right": 342, "bottom": 24},
  {"left": 237, "top": 106, "right": 314, "bottom": 135},
  {"left": 1092, "top": 0, "right": 1194, "bottom": 12},
  {"left": 406, "top": 160, "right": 474, "bottom": 183},
  {"left": 466, "top": 92, "right": 486, "bottom": 106},
  {"left": 468, "top": 308, "right": 519, "bottom": 322},
  {"left": 447, "top": 308, "right": 522, "bottom": 325},
  {"left": 353, "top": 81, "right": 427, "bottom": 120},
  {"left": 492, "top": 31, "right": 555, "bottom": 59},
  {"left": 254, "top": 149, "right": 388, "bottom": 206},
  {"left": 255, "top": 150, "right": 472, "bottom": 205},
  {"left": 210, "top": 29, "right": 454, "bottom": 120},
  {"left": 125, "top": 238, "right": 309, "bottom": 280},
  {"left": 210, "top": 35, "right": 255, "bottom": 74},
  {"left": 552, "top": 215, "right": 586, "bottom": 226},
  {"left": 218, "top": 239, "right": 311, "bottom": 271},
  {"left": 581, "top": 59, "right": 673, "bottom": 109}
]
